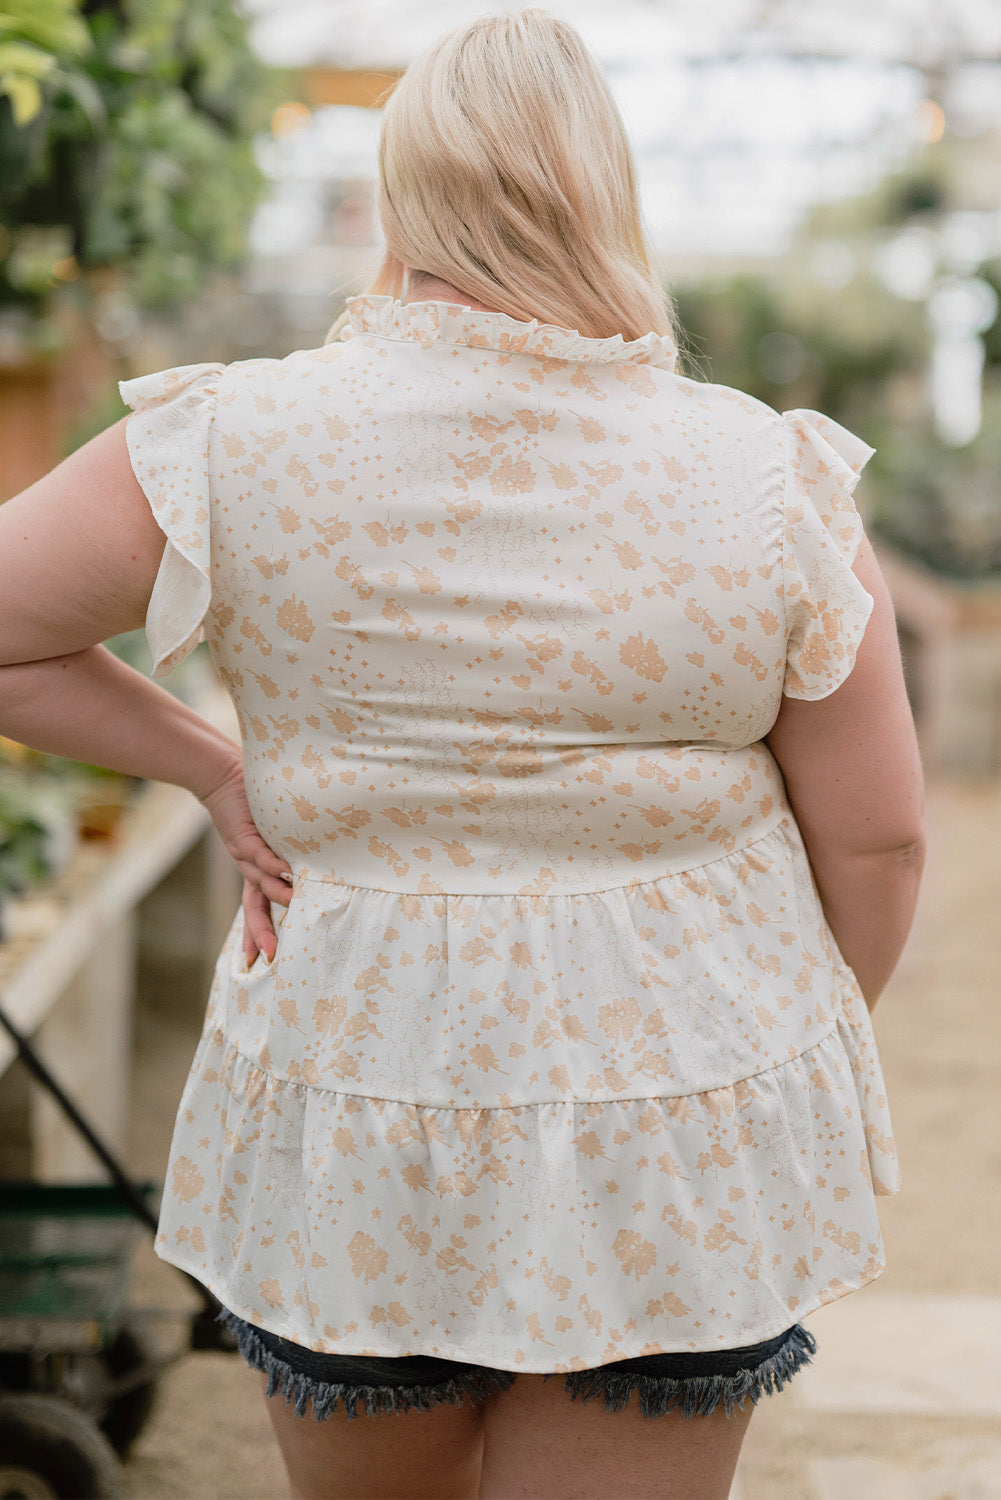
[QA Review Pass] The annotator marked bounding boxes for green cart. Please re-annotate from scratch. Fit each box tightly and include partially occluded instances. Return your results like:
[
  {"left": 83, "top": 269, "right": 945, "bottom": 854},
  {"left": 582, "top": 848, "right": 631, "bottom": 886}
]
[
  {"left": 0, "top": 1185, "right": 163, "bottom": 1499},
  {"left": 0, "top": 1004, "right": 233, "bottom": 1500}
]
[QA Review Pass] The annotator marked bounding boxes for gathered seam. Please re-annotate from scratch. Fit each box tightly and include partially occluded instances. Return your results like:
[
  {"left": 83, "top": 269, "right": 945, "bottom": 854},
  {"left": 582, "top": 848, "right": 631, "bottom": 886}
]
[
  {"left": 292, "top": 804, "right": 792, "bottom": 898},
  {"left": 339, "top": 296, "right": 678, "bottom": 369},
  {"left": 205, "top": 1008, "right": 851, "bottom": 1113}
]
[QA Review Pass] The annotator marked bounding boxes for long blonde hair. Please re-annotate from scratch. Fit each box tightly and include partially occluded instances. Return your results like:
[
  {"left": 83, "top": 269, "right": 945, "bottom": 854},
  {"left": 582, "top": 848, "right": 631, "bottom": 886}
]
[{"left": 346, "top": 9, "right": 680, "bottom": 345}]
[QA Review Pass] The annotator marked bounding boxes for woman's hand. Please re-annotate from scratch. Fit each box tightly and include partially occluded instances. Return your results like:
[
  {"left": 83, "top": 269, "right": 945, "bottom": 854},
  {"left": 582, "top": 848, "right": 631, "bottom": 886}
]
[
  {"left": 241, "top": 880, "right": 283, "bottom": 967},
  {"left": 197, "top": 758, "right": 293, "bottom": 965}
]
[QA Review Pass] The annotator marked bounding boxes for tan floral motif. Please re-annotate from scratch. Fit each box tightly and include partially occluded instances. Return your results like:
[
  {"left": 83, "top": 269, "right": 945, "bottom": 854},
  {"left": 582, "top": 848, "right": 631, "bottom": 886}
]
[
  {"left": 170, "top": 1155, "right": 204, "bottom": 1204},
  {"left": 276, "top": 594, "right": 315, "bottom": 642},
  {"left": 121, "top": 295, "right": 896, "bottom": 1374},
  {"left": 347, "top": 1231, "right": 389, "bottom": 1283},
  {"left": 489, "top": 455, "right": 535, "bottom": 495},
  {"left": 613, "top": 1229, "right": 658, "bottom": 1279},
  {"left": 597, "top": 995, "right": 643, "bottom": 1041},
  {"left": 618, "top": 632, "right": 669, "bottom": 682}
]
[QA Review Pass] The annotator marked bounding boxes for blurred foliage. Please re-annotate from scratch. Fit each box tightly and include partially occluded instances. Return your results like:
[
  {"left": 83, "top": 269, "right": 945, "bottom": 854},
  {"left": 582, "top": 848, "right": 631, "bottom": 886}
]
[
  {"left": 811, "top": 156, "right": 953, "bottom": 236},
  {"left": 60, "top": 376, "right": 127, "bottom": 452},
  {"left": 0, "top": 772, "right": 50, "bottom": 891},
  {"left": 0, "top": 0, "right": 91, "bottom": 126},
  {"left": 0, "top": 0, "right": 286, "bottom": 326},
  {"left": 0, "top": 761, "right": 73, "bottom": 894},
  {"left": 673, "top": 149, "right": 1001, "bottom": 583},
  {"left": 674, "top": 272, "right": 926, "bottom": 426},
  {"left": 864, "top": 386, "right": 1001, "bottom": 579},
  {"left": 980, "top": 259, "right": 1001, "bottom": 367}
]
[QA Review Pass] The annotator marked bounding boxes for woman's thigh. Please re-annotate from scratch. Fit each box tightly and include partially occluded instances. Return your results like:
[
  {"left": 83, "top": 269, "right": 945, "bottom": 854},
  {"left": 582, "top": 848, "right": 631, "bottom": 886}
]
[
  {"left": 225, "top": 1311, "right": 814, "bottom": 1500},
  {"left": 219, "top": 1310, "right": 497, "bottom": 1499},
  {"left": 477, "top": 1326, "right": 816, "bottom": 1500},
  {"left": 477, "top": 1372, "right": 752, "bottom": 1500},
  {"left": 261, "top": 1372, "right": 485, "bottom": 1500}
]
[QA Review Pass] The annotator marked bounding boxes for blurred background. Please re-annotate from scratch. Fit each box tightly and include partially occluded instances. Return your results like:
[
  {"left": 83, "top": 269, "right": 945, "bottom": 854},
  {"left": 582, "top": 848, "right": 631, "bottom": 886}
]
[{"left": 0, "top": 3, "right": 998, "bottom": 1498}]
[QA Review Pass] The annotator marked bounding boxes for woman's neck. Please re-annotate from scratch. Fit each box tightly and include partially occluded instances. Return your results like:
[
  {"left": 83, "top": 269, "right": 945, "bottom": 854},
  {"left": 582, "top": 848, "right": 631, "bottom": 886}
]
[{"left": 406, "top": 273, "right": 499, "bottom": 314}]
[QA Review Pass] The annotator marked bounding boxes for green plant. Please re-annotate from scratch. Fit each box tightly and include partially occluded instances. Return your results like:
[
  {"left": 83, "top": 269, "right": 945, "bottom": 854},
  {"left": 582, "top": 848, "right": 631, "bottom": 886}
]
[
  {"left": 864, "top": 387, "right": 1001, "bottom": 580},
  {"left": 0, "top": 766, "right": 65, "bottom": 892},
  {"left": 0, "top": 0, "right": 284, "bottom": 318},
  {"left": 673, "top": 270, "right": 927, "bottom": 422},
  {"left": 0, "top": 0, "right": 91, "bottom": 125},
  {"left": 672, "top": 255, "right": 1001, "bottom": 581}
]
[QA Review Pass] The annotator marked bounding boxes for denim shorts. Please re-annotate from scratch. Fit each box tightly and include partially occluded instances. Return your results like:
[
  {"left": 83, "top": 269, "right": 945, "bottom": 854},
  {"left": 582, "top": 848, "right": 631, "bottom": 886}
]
[{"left": 219, "top": 1308, "right": 817, "bottom": 1422}]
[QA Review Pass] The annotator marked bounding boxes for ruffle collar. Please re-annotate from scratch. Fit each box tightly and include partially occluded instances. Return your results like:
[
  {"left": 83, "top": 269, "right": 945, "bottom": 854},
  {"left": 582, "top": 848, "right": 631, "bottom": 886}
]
[{"left": 332, "top": 294, "right": 679, "bottom": 371}]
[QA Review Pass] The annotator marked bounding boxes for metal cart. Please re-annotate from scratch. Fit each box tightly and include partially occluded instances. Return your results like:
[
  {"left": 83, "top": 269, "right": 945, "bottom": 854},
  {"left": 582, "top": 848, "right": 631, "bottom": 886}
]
[{"left": 0, "top": 1001, "right": 233, "bottom": 1500}]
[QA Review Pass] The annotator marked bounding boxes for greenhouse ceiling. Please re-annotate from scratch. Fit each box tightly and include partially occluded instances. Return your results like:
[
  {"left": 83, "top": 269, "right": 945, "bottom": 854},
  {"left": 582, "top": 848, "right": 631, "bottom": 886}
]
[
  {"left": 243, "top": 0, "right": 1001, "bottom": 69},
  {"left": 243, "top": 0, "right": 1001, "bottom": 259}
]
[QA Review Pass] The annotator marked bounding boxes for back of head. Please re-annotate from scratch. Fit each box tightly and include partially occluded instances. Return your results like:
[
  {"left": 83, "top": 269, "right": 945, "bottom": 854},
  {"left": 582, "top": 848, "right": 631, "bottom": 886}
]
[{"left": 370, "top": 8, "right": 679, "bottom": 344}]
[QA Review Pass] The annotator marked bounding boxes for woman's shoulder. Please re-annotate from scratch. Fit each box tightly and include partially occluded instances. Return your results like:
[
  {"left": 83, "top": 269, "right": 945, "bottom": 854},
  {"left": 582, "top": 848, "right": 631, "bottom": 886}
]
[
  {"left": 200, "top": 344, "right": 354, "bottom": 441},
  {"left": 660, "top": 364, "right": 786, "bottom": 434},
  {"left": 655, "top": 371, "right": 873, "bottom": 494},
  {"left": 217, "top": 340, "right": 350, "bottom": 396}
]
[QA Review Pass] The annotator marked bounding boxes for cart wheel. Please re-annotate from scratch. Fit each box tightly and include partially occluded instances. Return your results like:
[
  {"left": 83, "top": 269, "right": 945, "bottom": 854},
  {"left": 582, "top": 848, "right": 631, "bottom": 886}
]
[
  {"left": 0, "top": 1394, "right": 122, "bottom": 1499},
  {"left": 98, "top": 1319, "right": 160, "bottom": 1455}
]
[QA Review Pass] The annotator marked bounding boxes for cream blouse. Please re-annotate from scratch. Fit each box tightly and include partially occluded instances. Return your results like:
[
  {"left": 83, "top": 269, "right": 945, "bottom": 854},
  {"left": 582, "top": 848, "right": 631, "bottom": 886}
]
[{"left": 120, "top": 295, "right": 900, "bottom": 1372}]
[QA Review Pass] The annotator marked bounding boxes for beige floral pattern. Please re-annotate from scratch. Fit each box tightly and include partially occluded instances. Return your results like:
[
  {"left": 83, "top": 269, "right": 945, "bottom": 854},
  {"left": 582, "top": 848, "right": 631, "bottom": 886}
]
[{"left": 119, "top": 294, "right": 898, "bottom": 1372}]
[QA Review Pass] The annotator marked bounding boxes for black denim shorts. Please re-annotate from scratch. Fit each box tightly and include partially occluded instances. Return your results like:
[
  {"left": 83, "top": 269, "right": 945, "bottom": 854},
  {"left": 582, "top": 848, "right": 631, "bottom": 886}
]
[{"left": 219, "top": 1308, "right": 817, "bottom": 1422}]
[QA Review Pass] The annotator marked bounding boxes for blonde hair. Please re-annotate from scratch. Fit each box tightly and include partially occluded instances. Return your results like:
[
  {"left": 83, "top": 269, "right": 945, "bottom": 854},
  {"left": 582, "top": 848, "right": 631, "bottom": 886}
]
[{"left": 346, "top": 9, "right": 680, "bottom": 345}]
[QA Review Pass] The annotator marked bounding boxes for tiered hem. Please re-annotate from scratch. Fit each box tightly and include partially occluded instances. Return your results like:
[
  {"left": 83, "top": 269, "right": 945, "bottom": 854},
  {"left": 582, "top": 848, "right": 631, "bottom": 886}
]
[{"left": 155, "top": 981, "right": 898, "bottom": 1372}]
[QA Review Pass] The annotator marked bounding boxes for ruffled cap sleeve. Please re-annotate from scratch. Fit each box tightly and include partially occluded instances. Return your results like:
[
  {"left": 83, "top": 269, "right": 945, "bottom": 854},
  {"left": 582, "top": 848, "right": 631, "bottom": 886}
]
[
  {"left": 119, "top": 361, "right": 224, "bottom": 678},
  {"left": 781, "top": 408, "right": 876, "bottom": 700}
]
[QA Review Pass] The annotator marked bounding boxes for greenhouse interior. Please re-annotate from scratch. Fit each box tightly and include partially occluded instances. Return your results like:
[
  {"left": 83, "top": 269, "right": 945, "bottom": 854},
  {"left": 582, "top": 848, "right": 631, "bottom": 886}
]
[{"left": 0, "top": 1, "right": 999, "bottom": 1497}]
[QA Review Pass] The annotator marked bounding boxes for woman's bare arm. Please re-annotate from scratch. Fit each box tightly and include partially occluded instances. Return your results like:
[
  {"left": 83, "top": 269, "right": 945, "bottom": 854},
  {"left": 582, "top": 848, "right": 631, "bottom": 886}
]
[
  {"left": 0, "top": 421, "right": 293, "bottom": 935},
  {"left": 764, "top": 531, "right": 927, "bottom": 1010},
  {"left": 0, "top": 419, "right": 238, "bottom": 790},
  {"left": 0, "top": 418, "right": 164, "bottom": 665}
]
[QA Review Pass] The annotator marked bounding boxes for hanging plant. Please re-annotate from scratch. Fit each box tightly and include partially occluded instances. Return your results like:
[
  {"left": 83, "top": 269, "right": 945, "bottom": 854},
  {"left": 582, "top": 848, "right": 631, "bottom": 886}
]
[
  {"left": 0, "top": 0, "right": 91, "bottom": 127},
  {"left": 0, "top": 0, "right": 285, "bottom": 334}
]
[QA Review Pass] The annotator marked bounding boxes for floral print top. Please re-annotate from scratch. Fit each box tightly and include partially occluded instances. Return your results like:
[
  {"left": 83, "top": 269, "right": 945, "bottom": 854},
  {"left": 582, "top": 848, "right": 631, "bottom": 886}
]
[{"left": 119, "top": 294, "right": 900, "bottom": 1372}]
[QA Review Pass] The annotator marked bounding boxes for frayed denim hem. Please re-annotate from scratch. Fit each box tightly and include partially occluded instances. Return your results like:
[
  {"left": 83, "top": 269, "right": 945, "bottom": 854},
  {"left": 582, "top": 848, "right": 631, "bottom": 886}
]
[
  {"left": 219, "top": 1309, "right": 816, "bottom": 1423},
  {"left": 555, "top": 1324, "right": 818, "bottom": 1419},
  {"left": 217, "top": 1310, "right": 517, "bottom": 1421}
]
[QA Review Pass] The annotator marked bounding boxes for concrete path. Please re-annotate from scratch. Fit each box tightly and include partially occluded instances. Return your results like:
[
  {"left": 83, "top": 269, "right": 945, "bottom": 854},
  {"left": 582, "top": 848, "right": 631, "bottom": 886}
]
[
  {"left": 733, "top": 774, "right": 1001, "bottom": 1500},
  {"left": 124, "top": 773, "right": 1001, "bottom": 1498}
]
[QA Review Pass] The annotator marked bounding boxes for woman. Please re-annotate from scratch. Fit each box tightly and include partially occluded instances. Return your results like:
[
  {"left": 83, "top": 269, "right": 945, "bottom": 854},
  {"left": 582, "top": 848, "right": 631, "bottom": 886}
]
[{"left": 0, "top": 10, "right": 925, "bottom": 1499}]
